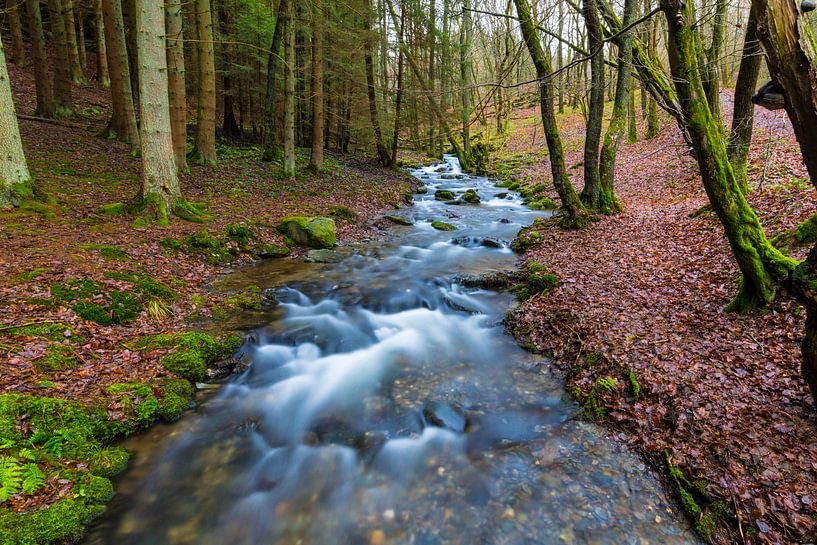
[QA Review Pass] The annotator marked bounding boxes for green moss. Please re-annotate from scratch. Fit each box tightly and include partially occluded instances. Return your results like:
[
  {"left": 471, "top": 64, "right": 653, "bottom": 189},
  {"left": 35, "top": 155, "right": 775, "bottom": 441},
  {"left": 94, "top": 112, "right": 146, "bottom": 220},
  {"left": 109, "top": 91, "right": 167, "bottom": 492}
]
[
  {"left": 34, "top": 344, "right": 80, "bottom": 372},
  {"left": 461, "top": 189, "right": 481, "bottom": 204},
  {"left": 185, "top": 228, "right": 233, "bottom": 264},
  {"left": 329, "top": 206, "right": 357, "bottom": 222},
  {"left": 385, "top": 215, "right": 412, "bottom": 226},
  {"left": 585, "top": 352, "right": 601, "bottom": 366},
  {"left": 528, "top": 197, "right": 558, "bottom": 210},
  {"left": 795, "top": 214, "right": 817, "bottom": 245},
  {"left": 511, "top": 270, "right": 559, "bottom": 300},
  {"left": 104, "top": 383, "right": 160, "bottom": 436},
  {"left": 153, "top": 378, "right": 194, "bottom": 421},
  {"left": 253, "top": 243, "right": 290, "bottom": 259},
  {"left": 77, "top": 475, "right": 114, "bottom": 503},
  {"left": 434, "top": 190, "right": 455, "bottom": 201},
  {"left": 105, "top": 271, "right": 177, "bottom": 302},
  {"left": 88, "top": 447, "right": 130, "bottom": 478},
  {"left": 159, "top": 237, "right": 182, "bottom": 250},
  {"left": 223, "top": 223, "right": 254, "bottom": 246},
  {"left": 94, "top": 202, "right": 126, "bottom": 215},
  {"left": 19, "top": 200, "right": 60, "bottom": 219},
  {"left": 431, "top": 221, "right": 457, "bottom": 231},
  {"left": 277, "top": 216, "right": 337, "bottom": 249},
  {"left": 12, "top": 268, "right": 47, "bottom": 284},
  {"left": 0, "top": 498, "right": 105, "bottom": 545},
  {"left": 225, "top": 287, "right": 264, "bottom": 310},
  {"left": 4, "top": 322, "right": 76, "bottom": 342},
  {"left": 79, "top": 243, "right": 129, "bottom": 261},
  {"left": 510, "top": 225, "right": 543, "bottom": 253},
  {"left": 171, "top": 200, "right": 213, "bottom": 223},
  {"left": 136, "top": 331, "right": 238, "bottom": 383},
  {"left": 579, "top": 377, "right": 618, "bottom": 420},
  {"left": 162, "top": 351, "right": 208, "bottom": 383},
  {"left": 624, "top": 368, "right": 641, "bottom": 400}
]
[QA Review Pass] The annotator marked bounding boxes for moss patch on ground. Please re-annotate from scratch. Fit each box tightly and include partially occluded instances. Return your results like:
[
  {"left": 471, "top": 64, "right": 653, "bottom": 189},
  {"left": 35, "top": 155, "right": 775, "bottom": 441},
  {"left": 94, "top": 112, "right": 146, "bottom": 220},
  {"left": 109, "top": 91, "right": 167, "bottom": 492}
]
[{"left": 134, "top": 331, "right": 242, "bottom": 383}]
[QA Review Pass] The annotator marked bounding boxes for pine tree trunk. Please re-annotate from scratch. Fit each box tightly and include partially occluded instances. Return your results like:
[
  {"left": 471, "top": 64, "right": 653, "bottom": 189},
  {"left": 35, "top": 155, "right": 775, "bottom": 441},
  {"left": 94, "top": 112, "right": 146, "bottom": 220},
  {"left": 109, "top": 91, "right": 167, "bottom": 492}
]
[
  {"left": 63, "top": 0, "right": 85, "bottom": 83},
  {"left": 101, "top": 0, "right": 139, "bottom": 145},
  {"left": 261, "top": 0, "right": 284, "bottom": 162},
  {"left": 309, "top": 0, "right": 324, "bottom": 170},
  {"left": 166, "top": 0, "right": 187, "bottom": 172},
  {"left": 390, "top": 0, "right": 405, "bottom": 166},
  {"left": 77, "top": 4, "right": 87, "bottom": 71},
  {"left": 660, "top": 0, "right": 794, "bottom": 312},
  {"left": 282, "top": 0, "right": 296, "bottom": 177},
  {"left": 136, "top": 0, "right": 181, "bottom": 220},
  {"left": 364, "top": 0, "right": 390, "bottom": 167},
  {"left": 598, "top": 0, "right": 637, "bottom": 214},
  {"left": 0, "top": 35, "right": 32, "bottom": 209},
  {"left": 5, "top": 0, "right": 27, "bottom": 66},
  {"left": 427, "top": 0, "right": 436, "bottom": 155},
  {"left": 49, "top": 0, "right": 74, "bottom": 115},
  {"left": 25, "top": 0, "right": 55, "bottom": 118},
  {"left": 220, "top": 3, "right": 240, "bottom": 140},
  {"left": 190, "top": 0, "right": 217, "bottom": 164},
  {"left": 726, "top": 2, "right": 760, "bottom": 194},
  {"left": 580, "top": 0, "right": 605, "bottom": 209},
  {"left": 95, "top": 0, "right": 110, "bottom": 87},
  {"left": 513, "top": 0, "right": 585, "bottom": 228}
]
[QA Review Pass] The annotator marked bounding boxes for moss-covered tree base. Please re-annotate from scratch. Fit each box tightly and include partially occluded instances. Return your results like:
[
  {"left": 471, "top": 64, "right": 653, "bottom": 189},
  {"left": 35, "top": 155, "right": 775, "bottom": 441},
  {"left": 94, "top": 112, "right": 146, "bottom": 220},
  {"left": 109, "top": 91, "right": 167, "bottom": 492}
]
[
  {"left": 0, "top": 180, "right": 41, "bottom": 210},
  {"left": 129, "top": 195, "right": 213, "bottom": 227}
]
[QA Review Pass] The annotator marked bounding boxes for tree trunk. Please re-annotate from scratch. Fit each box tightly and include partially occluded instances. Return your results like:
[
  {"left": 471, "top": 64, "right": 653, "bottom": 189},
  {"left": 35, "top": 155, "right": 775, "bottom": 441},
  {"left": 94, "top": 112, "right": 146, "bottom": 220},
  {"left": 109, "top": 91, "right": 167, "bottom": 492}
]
[
  {"left": 752, "top": 0, "right": 817, "bottom": 409},
  {"left": 660, "top": 0, "right": 794, "bottom": 313},
  {"left": 101, "top": 0, "right": 139, "bottom": 145},
  {"left": 49, "top": 0, "right": 74, "bottom": 115},
  {"left": 645, "top": 14, "right": 660, "bottom": 138},
  {"left": 136, "top": 0, "right": 181, "bottom": 222},
  {"left": 77, "top": 4, "right": 87, "bottom": 71},
  {"left": 390, "top": 0, "right": 405, "bottom": 167},
  {"left": 166, "top": 0, "right": 187, "bottom": 172},
  {"left": 703, "top": 0, "right": 726, "bottom": 119},
  {"left": 558, "top": 1, "right": 564, "bottom": 114},
  {"left": 726, "top": 2, "right": 760, "bottom": 194},
  {"left": 460, "top": 0, "right": 473, "bottom": 162},
  {"left": 309, "top": 0, "right": 324, "bottom": 170},
  {"left": 427, "top": 0, "right": 436, "bottom": 155},
  {"left": 282, "top": 0, "right": 296, "bottom": 177},
  {"left": 25, "top": 0, "right": 55, "bottom": 118},
  {"left": 63, "top": 0, "right": 85, "bottom": 83},
  {"left": 0, "top": 35, "right": 33, "bottom": 209},
  {"left": 627, "top": 74, "right": 638, "bottom": 142},
  {"left": 190, "top": 0, "right": 217, "bottom": 164},
  {"left": 95, "top": 0, "right": 110, "bottom": 87},
  {"left": 598, "top": 0, "right": 637, "bottom": 214},
  {"left": 220, "top": 4, "right": 240, "bottom": 140},
  {"left": 364, "top": 0, "right": 390, "bottom": 167},
  {"left": 580, "top": 0, "right": 605, "bottom": 209},
  {"left": 5, "top": 0, "right": 26, "bottom": 66},
  {"left": 262, "top": 0, "right": 284, "bottom": 162},
  {"left": 513, "top": 0, "right": 585, "bottom": 228}
]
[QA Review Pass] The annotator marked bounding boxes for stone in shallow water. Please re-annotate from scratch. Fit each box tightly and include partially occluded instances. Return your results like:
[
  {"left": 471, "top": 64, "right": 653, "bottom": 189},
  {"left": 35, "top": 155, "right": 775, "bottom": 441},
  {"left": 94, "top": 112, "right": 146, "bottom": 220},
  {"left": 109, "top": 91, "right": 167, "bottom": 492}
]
[
  {"left": 385, "top": 215, "right": 413, "bottom": 226},
  {"left": 305, "top": 249, "right": 345, "bottom": 263},
  {"left": 277, "top": 216, "right": 336, "bottom": 249},
  {"left": 421, "top": 400, "right": 469, "bottom": 433}
]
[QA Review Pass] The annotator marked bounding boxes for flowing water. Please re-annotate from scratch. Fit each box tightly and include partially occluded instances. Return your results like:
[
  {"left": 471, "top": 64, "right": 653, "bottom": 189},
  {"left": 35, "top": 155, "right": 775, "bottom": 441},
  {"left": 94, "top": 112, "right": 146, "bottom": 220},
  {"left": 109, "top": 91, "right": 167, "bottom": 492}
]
[{"left": 84, "top": 157, "right": 698, "bottom": 545}]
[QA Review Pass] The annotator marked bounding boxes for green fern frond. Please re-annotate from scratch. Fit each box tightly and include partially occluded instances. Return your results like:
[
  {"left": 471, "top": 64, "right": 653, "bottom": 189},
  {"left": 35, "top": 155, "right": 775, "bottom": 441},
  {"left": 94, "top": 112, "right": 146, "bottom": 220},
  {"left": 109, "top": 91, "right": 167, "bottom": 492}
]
[
  {"left": 0, "top": 456, "right": 22, "bottom": 502},
  {"left": 21, "top": 463, "right": 46, "bottom": 494}
]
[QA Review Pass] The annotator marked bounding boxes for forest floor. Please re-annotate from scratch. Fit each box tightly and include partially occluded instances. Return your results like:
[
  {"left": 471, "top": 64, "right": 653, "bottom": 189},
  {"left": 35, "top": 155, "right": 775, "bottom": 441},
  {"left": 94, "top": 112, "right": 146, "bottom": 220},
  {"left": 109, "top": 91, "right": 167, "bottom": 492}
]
[
  {"left": 0, "top": 64, "right": 415, "bottom": 524},
  {"left": 498, "top": 95, "right": 817, "bottom": 544}
]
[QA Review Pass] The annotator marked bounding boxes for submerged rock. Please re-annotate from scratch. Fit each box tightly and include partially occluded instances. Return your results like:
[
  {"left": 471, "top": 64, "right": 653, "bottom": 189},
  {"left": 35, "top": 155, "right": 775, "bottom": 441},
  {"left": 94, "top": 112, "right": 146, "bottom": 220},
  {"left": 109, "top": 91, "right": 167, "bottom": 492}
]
[
  {"left": 384, "top": 215, "right": 413, "bottom": 226},
  {"left": 276, "top": 216, "right": 336, "bottom": 249},
  {"left": 421, "top": 400, "right": 469, "bottom": 433},
  {"left": 416, "top": 187, "right": 429, "bottom": 194},
  {"left": 305, "top": 249, "right": 345, "bottom": 263}
]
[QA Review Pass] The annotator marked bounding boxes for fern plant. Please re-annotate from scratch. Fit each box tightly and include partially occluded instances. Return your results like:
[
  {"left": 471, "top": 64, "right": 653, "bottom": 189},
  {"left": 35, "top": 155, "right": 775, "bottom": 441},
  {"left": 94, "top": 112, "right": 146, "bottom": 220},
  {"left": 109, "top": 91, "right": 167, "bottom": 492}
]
[
  {"left": 0, "top": 456, "right": 22, "bottom": 502},
  {"left": 20, "top": 463, "right": 45, "bottom": 494}
]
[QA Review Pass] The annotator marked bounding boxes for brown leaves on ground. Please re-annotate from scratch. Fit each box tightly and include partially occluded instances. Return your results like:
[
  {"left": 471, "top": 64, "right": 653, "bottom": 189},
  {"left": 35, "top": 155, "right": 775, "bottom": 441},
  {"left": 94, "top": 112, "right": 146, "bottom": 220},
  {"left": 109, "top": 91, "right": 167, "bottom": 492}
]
[{"left": 505, "top": 97, "right": 817, "bottom": 544}]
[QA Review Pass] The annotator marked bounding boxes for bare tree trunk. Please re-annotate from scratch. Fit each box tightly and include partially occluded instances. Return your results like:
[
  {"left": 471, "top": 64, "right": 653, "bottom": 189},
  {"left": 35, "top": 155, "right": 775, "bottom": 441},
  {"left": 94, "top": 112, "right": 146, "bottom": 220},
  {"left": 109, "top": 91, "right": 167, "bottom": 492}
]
[
  {"left": 364, "top": 0, "right": 390, "bottom": 167},
  {"left": 49, "top": 0, "right": 74, "bottom": 115},
  {"left": 95, "top": 0, "right": 110, "bottom": 87},
  {"left": 5, "top": 0, "right": 26, "bottom": 66},
  {"left": 25, "top": 0, "right": 55, "bottom": 117},
  {"left": 460, "top": 0, "right": 472, "bottom": 162},
  {"left": 220, "top": 2, "right": 240, "bottom": 140},
  {"left": 627, "top": 74, "right": 637, "bottom": 142},
  {"left": 391, "top": 0, "right": 405, "bottom": 166},
  {"left": 166, "top": 0, "right": 187, "bottom": 172},
  {"left": 558, "top": 0, "right": 564, "bottom": 113},
  {"left": 63, "top": 0, "right": 85, "bottom": 83},
  {"left": 282, "top": 0, "right": 296, "bottom": 177},
  {"left": 726, "top": 1, "right": 760, "bottom": 194},
  {"left": 427, "top": 0, "right": 436, "bottom": 155},
  {"left": 77, "top": 3, "right": 87, "bottom": 71},
  {"left": 309, "top": 0, "right": 324, "bottom": 170},
  {"left": 190, "top": 0, "right": 217, "bottom": 164},
  {"left": 101, "top": 0, "right": 139, "bottom": 145},
  {"left": 136, "top": 0, "right": 181, "bottom": 221},
  {"left": 262, "top": 0, "right": 284, "bottom": 162},
  {"left": 580, "top": 0, "right": 605, "bottom": 209},
  {"left": 0, "top": 35, "right": 33, "bottom": 209}
]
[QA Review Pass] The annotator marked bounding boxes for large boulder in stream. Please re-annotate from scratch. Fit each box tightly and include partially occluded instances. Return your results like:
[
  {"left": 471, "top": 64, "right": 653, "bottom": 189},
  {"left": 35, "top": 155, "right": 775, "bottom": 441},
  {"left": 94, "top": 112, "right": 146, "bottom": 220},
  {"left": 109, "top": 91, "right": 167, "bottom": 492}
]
[
  {"left": 276, "top": 216, "right": 336, "bottom": 249},
  {"left": 434, "top": 190, "right": 455, "bottom": 201},
  {"left": 421, "top": 400, "right": 470, "bottom": 433},
  {"left": 461, "top": 189, "right": 481, "bottom": 204}
]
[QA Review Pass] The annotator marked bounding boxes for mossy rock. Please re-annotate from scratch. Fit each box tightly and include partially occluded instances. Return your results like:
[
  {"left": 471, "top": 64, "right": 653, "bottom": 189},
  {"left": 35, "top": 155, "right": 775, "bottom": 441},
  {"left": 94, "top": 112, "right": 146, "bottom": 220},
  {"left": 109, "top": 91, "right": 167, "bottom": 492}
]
[
  {"left": 152, "top": 377, "right": 194, "bottom": 421},
  {"left": 276, "top": 216, "right": 336, "bottom": 249},
  {"left": 184, "top": 228, "right": 233, "bottom": 264},
  {"left": 461, "top": 189, "right": 481, "bottom": 204},
  {"left": 88, "top": 446, "right": 130, "bottom": 477},
  {"left": 385, "top": 215, "right": 412, "bottom": 226},
  {"left": 528, "top": 198, "right": 557, "bottom": 210},
  {"left": 434, "top": 190, "right": 455, "bottom": 201},
  {"left": 253, "top": 243, "right": 290, "bottom": 259},
  {"left": 136, "top": 331, "right": 241, "bottom": 383},
  {"left": 104, "top": 382, "right": 161, "bottom": 436},
  {"left": 223, "top": 223, "right": 254, "bottom": 247},
  {"left": 431, "top": 221, "right": 457, "bottom": 231},
  {"left": 0, "top": 498, "right": 105, "bottom": 545}
]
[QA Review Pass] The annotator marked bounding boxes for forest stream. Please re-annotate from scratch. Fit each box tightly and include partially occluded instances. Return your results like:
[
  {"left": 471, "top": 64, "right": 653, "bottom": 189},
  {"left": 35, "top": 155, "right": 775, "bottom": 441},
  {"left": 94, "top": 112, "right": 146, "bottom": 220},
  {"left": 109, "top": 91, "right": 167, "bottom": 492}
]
[{"left": 82, "top": 157, "right": 699, "bottom": 545}]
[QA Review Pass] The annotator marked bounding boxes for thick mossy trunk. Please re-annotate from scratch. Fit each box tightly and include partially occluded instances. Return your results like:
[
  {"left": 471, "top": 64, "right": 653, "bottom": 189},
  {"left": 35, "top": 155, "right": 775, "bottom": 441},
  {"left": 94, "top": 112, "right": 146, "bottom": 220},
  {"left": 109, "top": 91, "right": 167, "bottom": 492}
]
[
  {"left": 661, "top": 0, "right": 795, "bottom": 312},
  {"left": 0, "top": 34, "right": 33, "bottom": 209},
  {"left": 726, "top": 2, "right": 761, "bottom": 194},
  {"left": 513, "top": 0, "right": 585, "bottom": 228}
]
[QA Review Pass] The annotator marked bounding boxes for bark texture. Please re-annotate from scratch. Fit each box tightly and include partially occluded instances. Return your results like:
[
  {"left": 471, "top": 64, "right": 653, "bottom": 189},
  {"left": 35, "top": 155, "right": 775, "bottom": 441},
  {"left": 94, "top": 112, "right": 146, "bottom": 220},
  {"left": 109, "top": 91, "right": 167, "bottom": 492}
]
[
  {"left": 190, "top": 0, "right": 217, "bottom": 164},
  {"left": 5, "top": 0, "right": 26, "bottom": 66},
  {"left": 0, "top": 34, "right": 32, "bottom": 209},
  {"left": 580, "top": 0, "right": 605, "bottom": 209},
  {"left": 49, "top": 0, "right": 74, "bottom": 115},
  {"left": 102, "top": 0, "right": 139, "bottom": 145},
  {"left": 25, "top": 0, "right": 55, "bottom": 118},
  {"left": 95, "top": 0, "right": 110, "bottom": 87},
  {"left": 261, "top": 0, "right": 284, "bottom": 162},
  {"left": 165, "top": 0, "right": 187, "bottom": 172},
  {"left": 309, "top": 0, "right": 324, "bottom": 170},
  {"left": 282, "top": 0, "right": 296, "bottom": 177}
]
